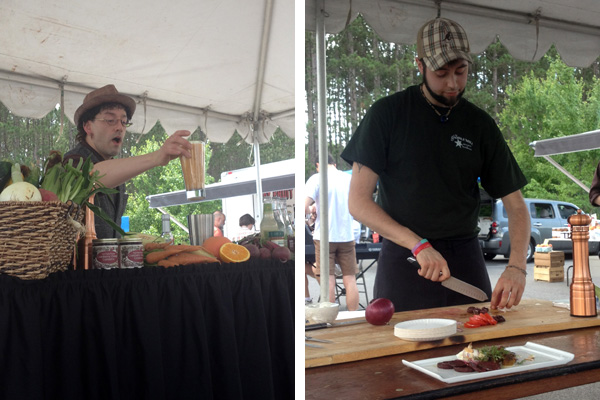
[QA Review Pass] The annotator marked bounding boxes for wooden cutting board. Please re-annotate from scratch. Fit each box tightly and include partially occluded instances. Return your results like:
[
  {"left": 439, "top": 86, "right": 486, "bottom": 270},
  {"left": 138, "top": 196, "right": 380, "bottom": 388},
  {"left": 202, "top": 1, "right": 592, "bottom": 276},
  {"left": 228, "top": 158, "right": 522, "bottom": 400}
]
[{"left": 305, "top": 299, "right": 600, "bottom": 368}]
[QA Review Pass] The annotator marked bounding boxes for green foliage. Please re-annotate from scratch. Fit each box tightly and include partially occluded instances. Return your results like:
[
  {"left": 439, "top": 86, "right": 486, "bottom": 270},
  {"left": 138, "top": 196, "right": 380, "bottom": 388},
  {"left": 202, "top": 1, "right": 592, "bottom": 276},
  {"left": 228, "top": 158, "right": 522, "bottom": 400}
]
[
  {"left": 499, "top": 54, "right": 600, "bottom": 213},
  {"left": 123, "top": 133, "right": 221, "bottom": 244},
  {"left": 1, "top": 100, "right": 295, "bottom": 244},
  {"left": 208, "top": 128, "right": 295, "bottom": 180},
  {"left": 306, "top": 16, "right": 600, "bottom": 213}
]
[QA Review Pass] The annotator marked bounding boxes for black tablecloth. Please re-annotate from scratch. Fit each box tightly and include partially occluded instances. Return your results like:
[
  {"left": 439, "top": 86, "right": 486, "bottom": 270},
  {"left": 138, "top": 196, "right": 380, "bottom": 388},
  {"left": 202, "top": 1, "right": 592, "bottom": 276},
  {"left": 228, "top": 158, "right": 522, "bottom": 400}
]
[{"left": 0, "top": 259, "right": 294, "bottom": 400}]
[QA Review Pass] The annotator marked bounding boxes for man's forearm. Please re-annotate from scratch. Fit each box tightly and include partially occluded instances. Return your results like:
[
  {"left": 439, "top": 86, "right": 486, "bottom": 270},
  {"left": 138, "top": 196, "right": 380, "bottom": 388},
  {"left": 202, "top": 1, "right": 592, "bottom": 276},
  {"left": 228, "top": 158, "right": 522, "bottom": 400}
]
[
  {"left": 93, "top": 151, "right": 162, "bottom": 188},
  {"left": 349, "top": 196, "right": 421, "bottom": 250},
  {"left": 504, "top": 194, "right": 530, "bottom": 267}
]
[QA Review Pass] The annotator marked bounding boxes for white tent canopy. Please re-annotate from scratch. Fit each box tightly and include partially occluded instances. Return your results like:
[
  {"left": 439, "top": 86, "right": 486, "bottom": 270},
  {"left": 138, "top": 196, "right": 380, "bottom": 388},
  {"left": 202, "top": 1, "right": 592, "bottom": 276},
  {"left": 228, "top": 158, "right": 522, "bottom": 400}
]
[
  {"left": 0, "top": 0, "right": 294, "bottom": 144},
  {"left": 306, "top": 0, "right": 600, "bottom": 68},
  {"left": 306, "top": 0, "right": 600, "bottom": 303}
]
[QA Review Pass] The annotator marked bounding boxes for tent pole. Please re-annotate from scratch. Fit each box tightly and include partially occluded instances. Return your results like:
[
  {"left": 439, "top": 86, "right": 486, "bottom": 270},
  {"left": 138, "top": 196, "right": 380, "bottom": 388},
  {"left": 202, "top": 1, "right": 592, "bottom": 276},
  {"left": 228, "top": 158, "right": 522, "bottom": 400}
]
[
  {"left": 542, "top": 155, "right": 590, "bottom": 193},
  {"left": 316, "top": 0, "right": 330, "bottom": 304},
  {"left": 253, "top": 123, "right": 264, "bottom": 221}
]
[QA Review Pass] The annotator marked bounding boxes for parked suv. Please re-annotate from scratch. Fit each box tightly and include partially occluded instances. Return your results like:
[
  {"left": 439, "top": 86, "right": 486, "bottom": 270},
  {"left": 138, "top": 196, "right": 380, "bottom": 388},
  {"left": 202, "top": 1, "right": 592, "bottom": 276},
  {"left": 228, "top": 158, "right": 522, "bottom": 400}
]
[{"left": 478, "top": 198, "right": 580, "bottom": 262}]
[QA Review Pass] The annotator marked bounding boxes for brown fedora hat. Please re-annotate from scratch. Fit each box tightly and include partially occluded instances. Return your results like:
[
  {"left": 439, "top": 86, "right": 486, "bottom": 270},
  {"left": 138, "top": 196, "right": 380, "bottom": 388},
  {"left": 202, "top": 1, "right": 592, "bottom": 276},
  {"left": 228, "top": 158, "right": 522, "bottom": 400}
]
[{"left": 74, "top": 84, "right": 136, "bottom": 126}]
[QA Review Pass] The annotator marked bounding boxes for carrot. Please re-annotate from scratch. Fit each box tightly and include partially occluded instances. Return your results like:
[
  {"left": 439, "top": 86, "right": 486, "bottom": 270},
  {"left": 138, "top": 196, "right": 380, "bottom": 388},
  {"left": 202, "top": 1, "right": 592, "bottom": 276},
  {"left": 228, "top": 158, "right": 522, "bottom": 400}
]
[
  {"left": 157, "top": 252, "right": 219, "bottom": 267},
  {"left": 144, "top": 245, "right": 207, "bottom": 264},
  {"left": 144, "top": 242, "right": 172, "bottom": 251}
]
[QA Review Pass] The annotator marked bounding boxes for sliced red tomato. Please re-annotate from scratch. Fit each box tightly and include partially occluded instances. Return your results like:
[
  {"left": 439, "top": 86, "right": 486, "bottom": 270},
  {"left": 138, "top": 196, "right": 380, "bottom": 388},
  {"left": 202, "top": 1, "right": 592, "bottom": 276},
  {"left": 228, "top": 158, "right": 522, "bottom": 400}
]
[
  {"left": 481, "top": 312, "right": 498, "bottom": 325},
  {"left": 464, "top": 321, "right": 481, "bottom": 328},
  {"left": 469, "top": 314, "right": 489, "bottom": 325}
]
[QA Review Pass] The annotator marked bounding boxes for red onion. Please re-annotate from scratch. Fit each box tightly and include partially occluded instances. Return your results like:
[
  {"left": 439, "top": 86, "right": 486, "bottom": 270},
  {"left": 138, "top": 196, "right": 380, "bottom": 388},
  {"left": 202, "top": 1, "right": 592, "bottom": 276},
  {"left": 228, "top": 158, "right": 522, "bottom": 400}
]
[{"left": 365, "top": 298, "right": 395, "bottom": 325}]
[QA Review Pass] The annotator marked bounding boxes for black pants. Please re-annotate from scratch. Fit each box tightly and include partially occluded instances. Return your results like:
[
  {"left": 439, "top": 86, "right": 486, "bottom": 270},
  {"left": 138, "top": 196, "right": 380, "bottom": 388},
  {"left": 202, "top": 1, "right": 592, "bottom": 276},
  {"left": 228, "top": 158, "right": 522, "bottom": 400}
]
[{"left": 374, "top": 236, "right": 492, "bottom": 312}]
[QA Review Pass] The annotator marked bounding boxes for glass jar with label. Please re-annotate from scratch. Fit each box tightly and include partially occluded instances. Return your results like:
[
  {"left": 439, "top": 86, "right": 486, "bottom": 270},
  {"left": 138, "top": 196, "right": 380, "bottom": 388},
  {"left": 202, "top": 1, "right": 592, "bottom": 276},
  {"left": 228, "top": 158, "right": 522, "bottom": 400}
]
[
  {"left": 260, "top": 197, "right": 285, "bottom": 247},
  {"left": 92, "top": 238, "right": 119, "bottom": 269},
  {"left": 118, "top": 237, "right": 144, "bottom": 268}
]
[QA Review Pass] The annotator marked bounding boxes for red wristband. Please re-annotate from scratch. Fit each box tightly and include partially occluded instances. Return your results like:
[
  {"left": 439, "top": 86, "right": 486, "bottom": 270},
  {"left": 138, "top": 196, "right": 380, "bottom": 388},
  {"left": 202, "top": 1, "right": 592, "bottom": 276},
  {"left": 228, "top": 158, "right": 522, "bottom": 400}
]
[{"left": 412, "top": 241, "right": 432, "bottom": 257}]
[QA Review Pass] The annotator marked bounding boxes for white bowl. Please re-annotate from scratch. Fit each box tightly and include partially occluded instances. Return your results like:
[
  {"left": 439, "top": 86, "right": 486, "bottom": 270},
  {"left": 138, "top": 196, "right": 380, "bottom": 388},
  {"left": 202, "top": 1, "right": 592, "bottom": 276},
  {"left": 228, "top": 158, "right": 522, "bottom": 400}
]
[
  {"left": 394, "top": 318, "right": 457, "bottom": 341},
  {"left": 305, "top": 302, "right": 340, "bottom": 324}
]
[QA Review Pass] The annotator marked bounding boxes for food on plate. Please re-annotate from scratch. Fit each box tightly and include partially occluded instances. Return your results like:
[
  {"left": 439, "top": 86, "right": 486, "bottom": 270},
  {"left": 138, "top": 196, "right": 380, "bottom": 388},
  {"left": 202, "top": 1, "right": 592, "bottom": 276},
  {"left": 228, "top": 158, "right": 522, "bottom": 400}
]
[
  {"left": 464, "top": 307, "right": 506, "bottom": 328},
  {"left": 365, "top": 298, "right": 395, "bottom": 325},
  {"left": 438, "top": 343, "right": 530, "bottom": 373}
]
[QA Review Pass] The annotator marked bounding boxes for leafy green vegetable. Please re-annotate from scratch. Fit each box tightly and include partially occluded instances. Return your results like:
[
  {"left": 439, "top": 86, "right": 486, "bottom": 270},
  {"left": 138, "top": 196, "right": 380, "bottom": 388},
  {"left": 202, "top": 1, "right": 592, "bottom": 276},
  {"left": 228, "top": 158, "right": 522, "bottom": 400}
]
[
  {"left": 40, "top": 151, "right": 126, "bottom": 237},
  {"left": 477, "top": 346, "right": 514, "bottom": 363}
]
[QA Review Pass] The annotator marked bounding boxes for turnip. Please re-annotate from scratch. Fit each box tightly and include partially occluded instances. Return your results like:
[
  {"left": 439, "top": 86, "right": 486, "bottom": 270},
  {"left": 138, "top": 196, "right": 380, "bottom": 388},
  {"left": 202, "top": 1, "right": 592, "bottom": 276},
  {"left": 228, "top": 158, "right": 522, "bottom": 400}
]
[
  {"left": 0, "top": 163, "right": 42, "bottom": 202},
  {"left": 0, "top": 181, "right": 42, "bottom": 202}
]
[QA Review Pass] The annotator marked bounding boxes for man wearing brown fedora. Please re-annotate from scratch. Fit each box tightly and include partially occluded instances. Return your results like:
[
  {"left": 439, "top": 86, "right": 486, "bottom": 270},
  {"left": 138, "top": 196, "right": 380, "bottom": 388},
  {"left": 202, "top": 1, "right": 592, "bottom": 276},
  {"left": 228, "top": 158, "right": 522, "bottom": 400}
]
[
  {"left": 65, "top": 84, "right": 192, "bottom": 239},
  {"left": 341, "top": 18, "right": 530, "bottom": 312}
]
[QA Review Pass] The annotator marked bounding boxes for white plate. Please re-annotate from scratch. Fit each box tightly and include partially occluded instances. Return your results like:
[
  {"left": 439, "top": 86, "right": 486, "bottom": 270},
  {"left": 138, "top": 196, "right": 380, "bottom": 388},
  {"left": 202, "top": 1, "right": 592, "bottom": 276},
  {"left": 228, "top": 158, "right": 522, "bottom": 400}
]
[
  {"left": 394, "top": 318, "right": 457, "bottom": 341},
  {"left": 402, "top": 342, "right": 574, "bottom": 383}
]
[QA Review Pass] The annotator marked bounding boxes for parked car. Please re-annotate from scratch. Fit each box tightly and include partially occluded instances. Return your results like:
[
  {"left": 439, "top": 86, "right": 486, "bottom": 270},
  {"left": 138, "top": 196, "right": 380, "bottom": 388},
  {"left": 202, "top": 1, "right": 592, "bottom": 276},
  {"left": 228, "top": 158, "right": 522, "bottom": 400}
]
[{"left": 478, "top": 197, "right": 581, "bottom": 262}]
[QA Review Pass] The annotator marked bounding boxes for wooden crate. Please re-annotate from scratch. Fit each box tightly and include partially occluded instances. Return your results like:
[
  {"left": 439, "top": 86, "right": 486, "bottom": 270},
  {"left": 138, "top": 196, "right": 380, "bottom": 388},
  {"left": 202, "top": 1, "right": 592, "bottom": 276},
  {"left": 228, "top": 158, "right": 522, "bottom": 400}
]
[
  {"left": 534, "top": 251, "right": 565, "bottom": 268},
  {"left": 534, "top": 265, "right": 564, "bottom": 282}
]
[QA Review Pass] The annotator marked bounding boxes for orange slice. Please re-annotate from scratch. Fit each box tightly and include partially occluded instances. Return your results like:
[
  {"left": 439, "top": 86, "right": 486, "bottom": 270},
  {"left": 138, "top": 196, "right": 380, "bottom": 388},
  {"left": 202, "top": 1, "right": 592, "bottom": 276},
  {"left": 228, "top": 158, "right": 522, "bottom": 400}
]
[
  {"left": 219, "top": 243, "right": 251, "bottom": 263},
  {"left": 202, "top": 236, "right": 231, "bottom": 257}
]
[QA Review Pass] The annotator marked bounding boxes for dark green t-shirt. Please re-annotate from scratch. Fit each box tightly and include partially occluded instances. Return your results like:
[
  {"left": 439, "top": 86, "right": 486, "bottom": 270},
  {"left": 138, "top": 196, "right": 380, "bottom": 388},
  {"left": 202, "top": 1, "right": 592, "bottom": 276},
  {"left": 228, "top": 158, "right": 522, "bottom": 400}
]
[{"left": 341, "top": 85, "right": 527, "bottom": 240}]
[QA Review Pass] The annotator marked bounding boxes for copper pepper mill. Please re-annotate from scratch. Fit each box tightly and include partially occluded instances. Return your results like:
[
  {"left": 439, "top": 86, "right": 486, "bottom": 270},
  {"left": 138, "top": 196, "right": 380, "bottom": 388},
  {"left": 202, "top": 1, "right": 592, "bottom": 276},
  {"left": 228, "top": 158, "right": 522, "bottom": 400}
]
[{"left": 568, "top": 210, "right": 597, "bottom": 317}]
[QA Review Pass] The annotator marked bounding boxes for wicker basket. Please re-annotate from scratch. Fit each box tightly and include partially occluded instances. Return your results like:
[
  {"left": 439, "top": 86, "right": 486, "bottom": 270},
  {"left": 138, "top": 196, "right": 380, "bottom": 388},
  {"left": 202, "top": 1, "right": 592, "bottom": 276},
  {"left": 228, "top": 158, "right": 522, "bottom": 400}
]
[{"left": 0, "top": 201, "right": 84, "bottom": 280}]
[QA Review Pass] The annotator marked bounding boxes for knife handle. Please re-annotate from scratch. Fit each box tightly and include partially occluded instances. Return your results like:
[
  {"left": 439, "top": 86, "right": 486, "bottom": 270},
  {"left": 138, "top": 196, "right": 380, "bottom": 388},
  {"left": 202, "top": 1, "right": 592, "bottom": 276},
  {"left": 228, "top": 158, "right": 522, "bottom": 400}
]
[
  {"left": 305, "top": 323, "right": 328, "bottom": 331},
  {"left": 407, "top": 256, "right": 420, "bottom": 268}
]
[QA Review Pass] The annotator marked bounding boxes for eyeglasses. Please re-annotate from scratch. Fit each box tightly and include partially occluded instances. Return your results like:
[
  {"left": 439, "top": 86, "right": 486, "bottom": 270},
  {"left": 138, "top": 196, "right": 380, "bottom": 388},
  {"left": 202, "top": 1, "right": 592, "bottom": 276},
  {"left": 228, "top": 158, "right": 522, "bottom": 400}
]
[{"left": 95, "top": 118, "right": 133, "bottom": 128}]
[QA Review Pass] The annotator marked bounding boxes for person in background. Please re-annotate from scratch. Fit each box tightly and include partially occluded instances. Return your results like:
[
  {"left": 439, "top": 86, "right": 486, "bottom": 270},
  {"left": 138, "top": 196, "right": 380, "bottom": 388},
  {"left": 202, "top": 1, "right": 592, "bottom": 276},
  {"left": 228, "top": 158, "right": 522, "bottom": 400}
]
[
  {"left": 588, "top": 163, "right": 600, "bottom": 206},
  {"left": 213, "top": 210, "right": 226, "bottom": 237},
  {"left": 236, "top": 213, "right": 256, "bottom": 241},
  {"left": 341, "top": 18, "right": 530, "bottom": 312},
  {"left": 64, "top": 84, "right": 192, "bottom": 239},
  {"left": 305, "top": 153, "right": 360, "bottom": 311}
]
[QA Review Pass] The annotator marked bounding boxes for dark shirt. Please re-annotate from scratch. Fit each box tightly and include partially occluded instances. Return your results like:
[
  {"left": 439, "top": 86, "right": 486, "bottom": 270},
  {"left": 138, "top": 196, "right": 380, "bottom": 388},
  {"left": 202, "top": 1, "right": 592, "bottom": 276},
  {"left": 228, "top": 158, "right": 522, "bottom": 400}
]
[
  {"left": 64, "top": 142, "right": 128, "bottom": 239},
  {"left": 341, "top": 85, "right": 527, "bottom": 240},
  {"left": 589, "top": 162, "right": 600, "bottom": 206}
]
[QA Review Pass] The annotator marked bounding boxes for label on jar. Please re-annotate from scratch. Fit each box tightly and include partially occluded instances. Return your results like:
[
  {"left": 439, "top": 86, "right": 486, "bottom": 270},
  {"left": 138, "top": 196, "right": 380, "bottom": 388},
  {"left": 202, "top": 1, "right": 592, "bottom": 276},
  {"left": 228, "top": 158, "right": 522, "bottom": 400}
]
[
  {"left": 267, "top": 231, "right": 285, "bottom": 247},
  {"left": 92, "top": 239, "right": 119, "bottom": 269},
  {"left": 118, "top": 238, "right": 144, "bottom": 269}
]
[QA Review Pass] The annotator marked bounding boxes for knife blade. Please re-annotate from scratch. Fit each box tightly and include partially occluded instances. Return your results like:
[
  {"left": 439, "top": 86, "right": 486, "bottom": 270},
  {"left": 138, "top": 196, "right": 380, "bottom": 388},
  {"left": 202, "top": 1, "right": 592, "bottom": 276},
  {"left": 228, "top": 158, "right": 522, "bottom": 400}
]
[{"left": 406, "top": 257, "right": 488, "bottom": 301}]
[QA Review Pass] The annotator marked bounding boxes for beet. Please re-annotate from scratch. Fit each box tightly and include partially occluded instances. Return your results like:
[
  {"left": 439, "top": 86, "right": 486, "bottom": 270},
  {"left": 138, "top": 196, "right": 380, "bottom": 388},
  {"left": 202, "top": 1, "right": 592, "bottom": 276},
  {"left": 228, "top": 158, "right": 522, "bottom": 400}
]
[
  {"left": 243, "top": 244, "right": 260, "bottom": 259},
  {"left": 259, "top": 247, "right": 272, "bottom": 259},
  {"left": 271, "top": 246, "right": 291, "bottom": 262}
]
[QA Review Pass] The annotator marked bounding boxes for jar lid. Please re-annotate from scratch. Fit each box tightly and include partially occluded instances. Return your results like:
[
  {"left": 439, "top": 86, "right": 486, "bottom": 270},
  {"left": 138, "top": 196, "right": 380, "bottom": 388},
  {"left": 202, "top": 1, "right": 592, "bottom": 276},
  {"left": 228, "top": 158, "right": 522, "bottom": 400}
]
[{"left": 92, "top": 238, "right": 118, "bottom": 244}]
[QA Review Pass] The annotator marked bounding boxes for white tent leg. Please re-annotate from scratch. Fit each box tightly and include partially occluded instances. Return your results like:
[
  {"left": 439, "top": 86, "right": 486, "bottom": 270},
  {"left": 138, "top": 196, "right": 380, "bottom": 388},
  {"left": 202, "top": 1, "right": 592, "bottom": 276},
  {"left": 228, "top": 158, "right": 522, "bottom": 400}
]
[
  {"left": 316, "top": 0, "right": 330, "bottom": 304},
  {"left": 254, "top": 128, "right": 264, "bottom": 221}
]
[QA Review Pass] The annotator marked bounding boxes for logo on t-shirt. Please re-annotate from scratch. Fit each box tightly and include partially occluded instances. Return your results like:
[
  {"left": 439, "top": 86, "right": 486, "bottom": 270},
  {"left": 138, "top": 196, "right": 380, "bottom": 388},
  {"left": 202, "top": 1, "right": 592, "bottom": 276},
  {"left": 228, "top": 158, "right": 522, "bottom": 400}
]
[{"left": 450, "top": 134, "right": 473, "bottom": 151}]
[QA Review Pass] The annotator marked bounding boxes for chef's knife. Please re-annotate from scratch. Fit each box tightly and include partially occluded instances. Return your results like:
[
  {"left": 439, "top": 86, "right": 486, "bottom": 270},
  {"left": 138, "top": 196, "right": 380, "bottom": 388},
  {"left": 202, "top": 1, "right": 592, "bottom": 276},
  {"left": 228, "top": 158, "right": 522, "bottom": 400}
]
[{"left": 407, "top": 257, "right": 488, "bottom": 301}]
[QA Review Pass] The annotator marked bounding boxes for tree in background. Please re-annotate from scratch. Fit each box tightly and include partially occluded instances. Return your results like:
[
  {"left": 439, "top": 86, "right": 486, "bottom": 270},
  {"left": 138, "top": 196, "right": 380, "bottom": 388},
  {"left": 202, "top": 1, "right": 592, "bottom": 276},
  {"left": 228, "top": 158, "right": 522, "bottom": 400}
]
[
  {"left": 305, "top": 15, "right": 600, "bottom": 214},
  {"left": 1, "top": 103, "right": 295, "bottom": 243},
  {"left": 124, "top": 130, "right": 221, "bottom": 244},
  {"left": 500, "top": 55, "right": 600, "bottom": 212}
]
